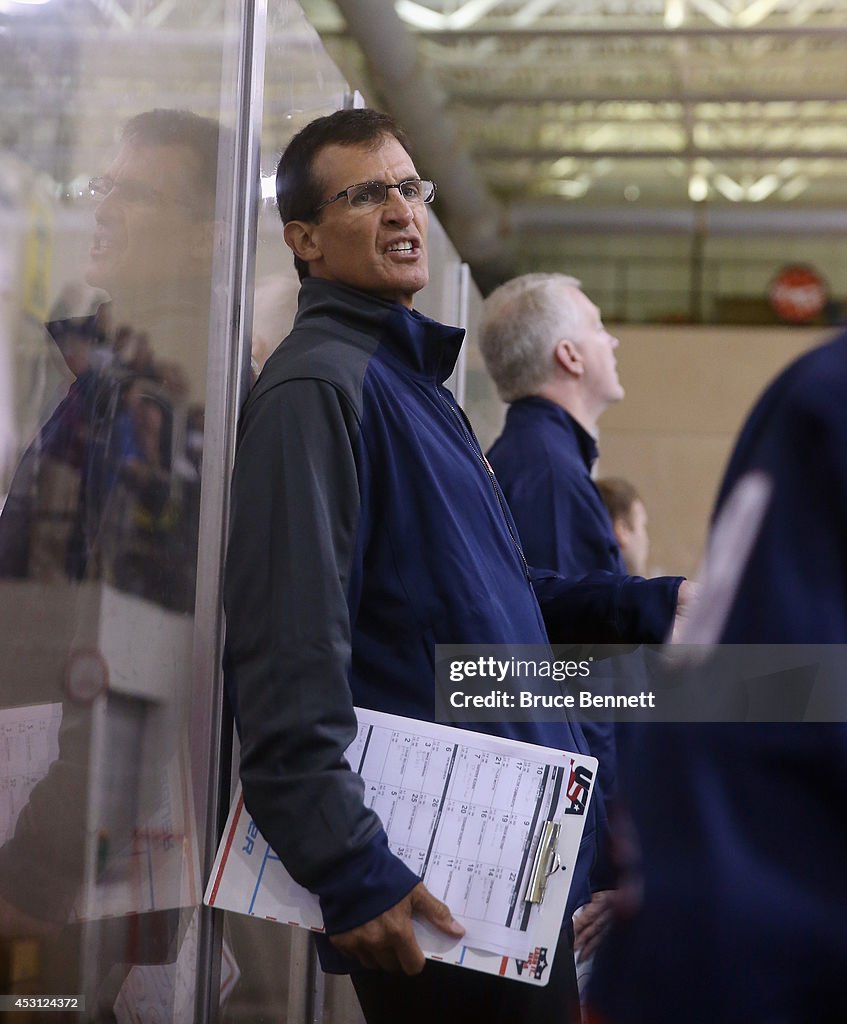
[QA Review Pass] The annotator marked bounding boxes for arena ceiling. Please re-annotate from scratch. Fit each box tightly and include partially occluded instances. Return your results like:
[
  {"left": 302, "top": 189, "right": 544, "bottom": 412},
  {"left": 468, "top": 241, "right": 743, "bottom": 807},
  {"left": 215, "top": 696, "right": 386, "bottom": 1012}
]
[
  {"left": 3, "top": 0, "right": 847, "bottom": 289},
  {"left": 300, "top": 0, "right": 847, "bottom": 284}
]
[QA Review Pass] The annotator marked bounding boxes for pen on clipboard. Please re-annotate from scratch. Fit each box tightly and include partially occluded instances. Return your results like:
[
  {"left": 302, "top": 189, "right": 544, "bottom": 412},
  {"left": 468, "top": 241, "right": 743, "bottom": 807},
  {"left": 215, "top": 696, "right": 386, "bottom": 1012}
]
[{"left": 525, "top": 820, "right": 561, "bottom": 904}]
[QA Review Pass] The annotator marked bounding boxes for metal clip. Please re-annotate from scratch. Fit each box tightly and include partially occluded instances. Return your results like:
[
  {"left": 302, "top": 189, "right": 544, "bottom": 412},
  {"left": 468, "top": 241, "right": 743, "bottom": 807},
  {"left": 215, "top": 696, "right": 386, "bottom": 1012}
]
[{"left": 525, "top": 820, "right": 561, "bottom": 904}]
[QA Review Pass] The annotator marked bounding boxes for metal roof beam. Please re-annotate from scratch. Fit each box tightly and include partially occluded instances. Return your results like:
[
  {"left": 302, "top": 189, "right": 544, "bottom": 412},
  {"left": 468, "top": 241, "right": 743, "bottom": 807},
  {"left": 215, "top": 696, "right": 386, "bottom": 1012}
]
[
  {"left": 476, "top": 147, "right": 847, "bottom": 160},
  {"left": 448, "top": 91, "right": 847, "bottom": 105},
  {"left": 508, "top": 204, "right": 847, "bottom": 235},
  {"left": 330, "top": 0, "right": 513, "bottom": 287},
  {"left": 341, "top": 26, "right": 847, "bottom": 39}
]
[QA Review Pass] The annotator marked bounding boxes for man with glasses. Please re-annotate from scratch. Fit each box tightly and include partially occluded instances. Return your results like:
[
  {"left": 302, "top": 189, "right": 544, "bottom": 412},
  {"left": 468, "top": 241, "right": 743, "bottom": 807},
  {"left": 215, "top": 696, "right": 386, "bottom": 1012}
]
[
  {"left": 0, "top": 108, "right": 219, "bottom": 588},
  {"left": 224, "top": 108, "right": 685, "bottom": 1024},
  {"left": 0, "top": 109, "right": 221, "bottom": 965},
  {"left": 85, "top": 109, "right": 219, "bottom": 327}
]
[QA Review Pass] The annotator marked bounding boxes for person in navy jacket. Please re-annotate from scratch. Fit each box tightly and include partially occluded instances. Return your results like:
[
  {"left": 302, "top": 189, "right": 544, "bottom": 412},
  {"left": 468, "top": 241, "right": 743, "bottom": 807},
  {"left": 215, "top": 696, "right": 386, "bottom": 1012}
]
[
  {"left": 587, "top": 332, "right": 847, "bottom": 1023},
  {"left": 479, "top": 274, "right": 643, "bottom": 966},
  {"left": 224, "top": 110, "right": 687, "bottom": 1024},
  {"left": 480, "top": 274, "right": 627, "bottom": 581}
]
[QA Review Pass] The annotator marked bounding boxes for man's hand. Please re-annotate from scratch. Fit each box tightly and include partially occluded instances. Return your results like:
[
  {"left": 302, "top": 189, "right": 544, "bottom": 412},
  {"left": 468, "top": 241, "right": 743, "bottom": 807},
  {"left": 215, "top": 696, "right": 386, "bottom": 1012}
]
[
  {"left": 573, "top": 890, "right": 615, "bottom": 962},
  {"left": 669, "top": 578, "right": 698, "bottom": 643},
  {"left": 329, "top": 882, "right": 465, "bottom": 974}
]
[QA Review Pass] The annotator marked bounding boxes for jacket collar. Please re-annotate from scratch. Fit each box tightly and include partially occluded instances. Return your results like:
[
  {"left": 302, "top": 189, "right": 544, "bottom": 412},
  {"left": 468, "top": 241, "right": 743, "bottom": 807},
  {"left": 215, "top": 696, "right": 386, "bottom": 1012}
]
[
  {"left": 507, "top": 395, "right": 599, "bottom": 469},
  {"left": 296, "top": 278, "right": 465, "bottom": 383}
]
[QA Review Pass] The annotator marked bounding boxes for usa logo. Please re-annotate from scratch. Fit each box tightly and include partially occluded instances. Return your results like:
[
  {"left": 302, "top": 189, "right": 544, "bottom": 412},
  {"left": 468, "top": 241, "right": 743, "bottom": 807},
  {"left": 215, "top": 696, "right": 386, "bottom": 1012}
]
[
  {"left": 564, "top": 761, "right": 593, "bottom": 816},
  {"left": 515, "top": 946, "right": 549, "bottom": 980}
]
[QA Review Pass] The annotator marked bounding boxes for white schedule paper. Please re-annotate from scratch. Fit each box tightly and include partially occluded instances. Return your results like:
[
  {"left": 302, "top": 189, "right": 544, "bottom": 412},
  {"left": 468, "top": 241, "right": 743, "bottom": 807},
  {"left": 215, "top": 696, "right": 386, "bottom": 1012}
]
[
  {"left": 0, "top": 702, "right": 62, "bottom": 845},
  {"left": 206, "top": 708, "right": 596, "bottom": 984}
]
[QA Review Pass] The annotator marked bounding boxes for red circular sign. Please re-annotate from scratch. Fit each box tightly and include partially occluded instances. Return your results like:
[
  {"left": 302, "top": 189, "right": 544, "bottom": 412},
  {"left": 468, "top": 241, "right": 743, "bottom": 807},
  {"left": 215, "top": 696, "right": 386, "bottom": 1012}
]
[{"left": 768, "top": 265, "right": 828, "bottom": 324}]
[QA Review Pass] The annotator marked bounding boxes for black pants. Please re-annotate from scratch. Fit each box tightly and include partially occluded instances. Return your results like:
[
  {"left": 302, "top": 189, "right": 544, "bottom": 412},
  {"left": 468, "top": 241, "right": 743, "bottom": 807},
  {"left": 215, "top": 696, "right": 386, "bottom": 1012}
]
[{"left": 351, "top": 940, "right": 581, "bottom": 1024}]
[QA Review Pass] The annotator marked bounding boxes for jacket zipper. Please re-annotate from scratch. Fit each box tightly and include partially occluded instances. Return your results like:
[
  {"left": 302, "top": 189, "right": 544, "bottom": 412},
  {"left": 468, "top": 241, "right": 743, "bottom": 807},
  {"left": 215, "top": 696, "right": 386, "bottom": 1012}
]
[{"left": 436, "top": 386, "right": 531, "bottom": 582}]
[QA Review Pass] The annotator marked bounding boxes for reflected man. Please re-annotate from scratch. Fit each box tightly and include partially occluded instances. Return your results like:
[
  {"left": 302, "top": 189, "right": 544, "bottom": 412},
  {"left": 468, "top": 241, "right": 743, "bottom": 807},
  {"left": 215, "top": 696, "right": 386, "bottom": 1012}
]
[
  {"left": 0, "top": 110, "right": 221, "bottom": 965},
  {"left": 2, "top": 108, "right": 219, "bottom": 604}
]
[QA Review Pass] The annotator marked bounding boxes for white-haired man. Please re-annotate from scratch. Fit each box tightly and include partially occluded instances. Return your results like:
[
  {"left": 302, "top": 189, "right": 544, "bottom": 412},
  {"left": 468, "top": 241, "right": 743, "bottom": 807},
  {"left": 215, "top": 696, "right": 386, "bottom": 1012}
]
[
  {"left": 479, "top": 273, "right": 626, "bottom": 580},
  {"left": 479, "top": 273, "right": 641, "bottom": 978}
]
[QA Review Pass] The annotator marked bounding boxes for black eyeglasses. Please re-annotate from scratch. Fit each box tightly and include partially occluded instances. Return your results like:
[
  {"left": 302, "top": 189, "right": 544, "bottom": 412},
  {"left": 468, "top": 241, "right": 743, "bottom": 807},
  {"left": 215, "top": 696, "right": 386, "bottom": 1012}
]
[
  {"left": 88, "top": 176, "right": 171, "bottom": 206},
  {"left": 314, "top": 178, "right": 437, "bottom": 214}
]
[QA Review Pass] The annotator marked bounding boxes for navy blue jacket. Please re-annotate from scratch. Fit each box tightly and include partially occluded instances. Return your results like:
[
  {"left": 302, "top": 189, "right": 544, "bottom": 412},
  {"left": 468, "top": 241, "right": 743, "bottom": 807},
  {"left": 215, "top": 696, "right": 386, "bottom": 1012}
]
[
  {"left": 487, "top": 396, "right": 633, "bottom": 869},
  {"left": 590, "top": 332, "right": 847, "bottom": 1023},
  {"left": 223, "top": 280, "right": 680, "bottom": 966},
  {"left": 712, "top": 331, "right": 847, "bottom": 643},
  {"left": 488, "top": 397, "right": 625, "bottom": 578}
]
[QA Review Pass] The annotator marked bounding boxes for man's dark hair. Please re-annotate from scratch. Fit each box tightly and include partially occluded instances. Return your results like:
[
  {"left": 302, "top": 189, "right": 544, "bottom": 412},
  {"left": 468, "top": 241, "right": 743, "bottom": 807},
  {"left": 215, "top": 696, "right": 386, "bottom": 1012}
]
[
  {"left": 596, "top": 477, "right": 640, "bottom": 526},
  {"left": 122, "top": 108, "right": 223, "bottom": 218},
  {"left": 275, "top": 108, "right": 412, "bottom": 281}
]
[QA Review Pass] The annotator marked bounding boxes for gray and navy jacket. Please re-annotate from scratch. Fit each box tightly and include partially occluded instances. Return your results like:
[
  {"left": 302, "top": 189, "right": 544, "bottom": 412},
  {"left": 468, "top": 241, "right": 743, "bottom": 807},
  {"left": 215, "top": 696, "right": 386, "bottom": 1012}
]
[{"left": 223, "top": 278, "right": 680, "bottom": 967}]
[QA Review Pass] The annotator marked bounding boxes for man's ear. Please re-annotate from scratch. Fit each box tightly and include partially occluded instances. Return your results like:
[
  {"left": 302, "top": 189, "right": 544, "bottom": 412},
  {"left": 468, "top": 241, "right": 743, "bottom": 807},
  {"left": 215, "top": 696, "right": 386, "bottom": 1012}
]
[
  {"left": 553, "top": 337, "right": 584, "bottom": 378},
  {"left": 283, "top": 220, "right": 323, "bottom": 267},
  {"left": 612, "top": 515, "right": 631, "bottom": 548}
]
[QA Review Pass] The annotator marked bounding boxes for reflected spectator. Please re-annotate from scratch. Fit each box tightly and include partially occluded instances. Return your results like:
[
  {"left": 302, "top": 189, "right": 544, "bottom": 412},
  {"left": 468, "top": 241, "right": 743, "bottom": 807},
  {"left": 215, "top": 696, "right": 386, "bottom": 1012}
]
[
  {"left": 0, "top": 108, "right": 222, "bottom": 954},
  {"left": 185, "top": 405, "right": 204, "bottom": 475},
  {"left": 0, "top": 108, "right": 220, "bottom": 606},
  {"left": 84, "top": 111, "right": 219, "bottom": 327}
]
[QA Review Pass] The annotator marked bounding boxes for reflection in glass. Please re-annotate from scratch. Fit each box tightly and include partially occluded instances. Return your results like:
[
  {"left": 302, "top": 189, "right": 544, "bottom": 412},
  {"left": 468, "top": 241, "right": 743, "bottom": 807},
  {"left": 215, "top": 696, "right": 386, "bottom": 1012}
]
[
  {"left": 5, "top": 111, "right": 220, "bottom": 608},
  {"left": 0, "top": 0, "right": 240, "bottom": 1000}
]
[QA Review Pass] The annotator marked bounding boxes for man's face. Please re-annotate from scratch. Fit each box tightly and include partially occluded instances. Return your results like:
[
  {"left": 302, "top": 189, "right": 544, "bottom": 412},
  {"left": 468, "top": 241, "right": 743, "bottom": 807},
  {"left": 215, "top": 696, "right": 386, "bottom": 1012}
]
[
  {"left": 85, "top": 141, "right": 208, "bottom": 301},
  {"left": 618, "top": 498, "right": 650, "bottom": 577},
  {"left": 299, "top": 135, "right": 429, "bottom": 307},
  {"left": 568, "top": 287, "right": 625, "bottom": 408}
]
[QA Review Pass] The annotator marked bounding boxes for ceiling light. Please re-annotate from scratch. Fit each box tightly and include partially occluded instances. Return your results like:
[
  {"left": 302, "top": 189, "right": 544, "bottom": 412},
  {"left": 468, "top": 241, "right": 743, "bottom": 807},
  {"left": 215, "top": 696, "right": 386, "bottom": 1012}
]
[
  {"left": 552, "top": 178, "right": 589, "bottom": 199},
  {"left": 395, "top": 1, "right": 444, "bottom": 30},
  {"left": 736, "top": 0, "right": 782, "bottom": 30},
  {"left": 664, "top": 0, "right": 686, "bottom": 29},
  {"left": 713, "top": 174, "right": 746, "bottom": 202},
  {"left": 688, "top": 174, "right": 709, "bottom": 202},
  {"left": 550, "top": 157, "right": 576, "bottom": 177},
  {"left": 746, "top": 174, "right": 781, "bottom": 202},
  {"left": 395, "top": 0, "right": 505, "bottom": 31},
  {"left": 778, "top": 176, "right": 810, "bottom": 201}
]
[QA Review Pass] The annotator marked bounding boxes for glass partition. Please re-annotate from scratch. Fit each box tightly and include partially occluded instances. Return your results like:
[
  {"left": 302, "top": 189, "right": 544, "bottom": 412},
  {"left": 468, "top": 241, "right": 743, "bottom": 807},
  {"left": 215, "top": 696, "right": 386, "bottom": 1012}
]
[
  {"left": 0, "top": 1, "right": 251, "bottom": 1020},
  {"left": 0, "top": 2, "right": 480, "bottom": 1021},
  {"left": 220, "top": 4, "right": 352, "bottom": 1021},
  {"left": 217, "top": 6, "right": 480, "bottom": 1024}
]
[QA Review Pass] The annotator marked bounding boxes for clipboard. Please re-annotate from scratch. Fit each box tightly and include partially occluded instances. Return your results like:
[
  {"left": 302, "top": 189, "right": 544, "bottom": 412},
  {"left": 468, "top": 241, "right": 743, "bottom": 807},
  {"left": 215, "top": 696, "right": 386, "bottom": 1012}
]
[{"left": 205, "top": 707, "right": 597, "bottom": 986}]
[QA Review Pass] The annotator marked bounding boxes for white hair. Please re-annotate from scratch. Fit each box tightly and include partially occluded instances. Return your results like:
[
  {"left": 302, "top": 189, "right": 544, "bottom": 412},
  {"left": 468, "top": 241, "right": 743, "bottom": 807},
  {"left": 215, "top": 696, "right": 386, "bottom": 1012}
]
[{"left": 477, "top": 272, "right": 582, "bottom": 402}]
